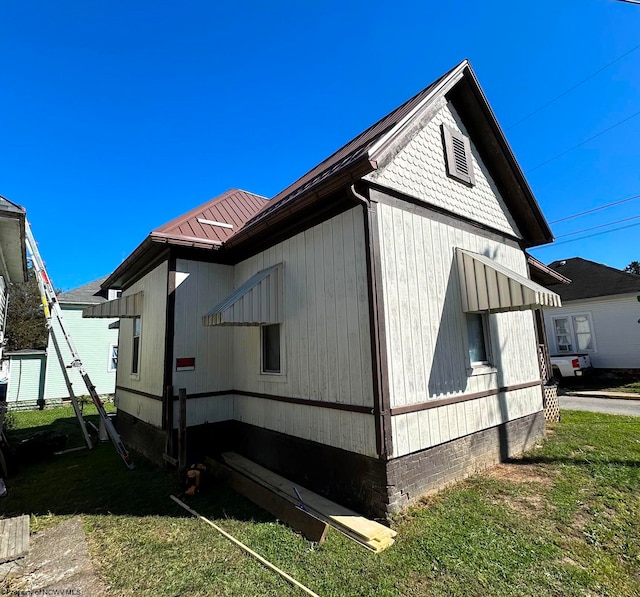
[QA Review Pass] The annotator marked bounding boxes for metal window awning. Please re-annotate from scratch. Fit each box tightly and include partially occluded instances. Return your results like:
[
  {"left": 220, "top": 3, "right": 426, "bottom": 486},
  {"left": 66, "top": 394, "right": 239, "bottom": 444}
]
[
  {"left": 456, "top": 249, "right": 561, "bottom": 313},
  {"left": 82, "top": 292, "right": 143, "bottom": 319},
  {"left": 203, "top": 263, "right": 282, "bottom": 326}
]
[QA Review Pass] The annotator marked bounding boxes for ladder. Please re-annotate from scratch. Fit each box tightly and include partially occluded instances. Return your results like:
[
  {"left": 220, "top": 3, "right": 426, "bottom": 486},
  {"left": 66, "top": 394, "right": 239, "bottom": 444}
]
[{"left": 25, "top": 222, "right": 134, "bottom": 469}]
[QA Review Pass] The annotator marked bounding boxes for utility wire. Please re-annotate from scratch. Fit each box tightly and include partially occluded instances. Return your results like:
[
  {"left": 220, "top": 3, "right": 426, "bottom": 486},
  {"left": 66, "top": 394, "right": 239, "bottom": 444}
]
[
  {"left": 533, "top": 220, "right": 640, "bottom": 248},
  {"left": 506, "top": 42, "right": 640, "bottom": 131},
  {"left": 526, "top": 108, "right": 640, "bottom": 173},
  {"left": 549, "top": 193, "right": 640, "bottom": 224},
  {"left": 554, "top": 214, "right": 640, "bottom": 238}
]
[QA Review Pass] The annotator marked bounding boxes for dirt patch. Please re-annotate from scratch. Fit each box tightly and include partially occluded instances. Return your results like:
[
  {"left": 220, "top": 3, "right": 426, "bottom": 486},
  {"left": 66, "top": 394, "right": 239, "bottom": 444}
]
[
  {"left": 486, "top": 463, "right": 553, "bottom": 486},
  {"left": 2, "top": 517, "right": 107, "bottom": 596}
]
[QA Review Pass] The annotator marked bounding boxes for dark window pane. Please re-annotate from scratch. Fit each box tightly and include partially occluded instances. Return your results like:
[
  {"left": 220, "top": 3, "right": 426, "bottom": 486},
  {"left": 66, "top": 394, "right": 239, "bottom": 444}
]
[
  {"left": 466, "top": 313, "right": 487, "bottom": 364},
  {"left": 262, "top": 324, "right": 280, "bottom": 373}
]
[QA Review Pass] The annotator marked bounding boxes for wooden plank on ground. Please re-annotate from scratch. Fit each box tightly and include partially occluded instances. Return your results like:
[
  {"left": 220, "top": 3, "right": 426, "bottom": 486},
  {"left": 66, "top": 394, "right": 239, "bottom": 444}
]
[
  {"left": 206, "top": 457, "right": 329, "bottom": 544},
  {"left": 0, "top": 514, "right": 30, "bottom": 564},
  {"left": 222, "top": 452, "right": 396, "bottom": 549}
]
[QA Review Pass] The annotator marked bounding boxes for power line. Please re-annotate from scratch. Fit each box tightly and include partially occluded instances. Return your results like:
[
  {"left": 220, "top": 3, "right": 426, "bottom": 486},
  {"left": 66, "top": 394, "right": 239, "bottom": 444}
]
[
  {"left": 507, "top": 42, "right": 640, "bottom": 131},
  {"left": 532, "top": 220, "right": 640, "bottom": 248},
  {"left": 554, "top": 214, "right": 640, "bottom": 238},
  {"left": 526, "top": 108, "right": 640, "bottom": 173},
  {"left": 549, "top": 193, "right": 640, "bottom": 224}
]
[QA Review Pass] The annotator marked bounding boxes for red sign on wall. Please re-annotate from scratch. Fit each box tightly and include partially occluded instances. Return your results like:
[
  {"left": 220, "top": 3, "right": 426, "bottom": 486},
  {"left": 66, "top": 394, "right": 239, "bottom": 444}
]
[{"left": 176, "top": 357, "right": 195, "bottom": 371}]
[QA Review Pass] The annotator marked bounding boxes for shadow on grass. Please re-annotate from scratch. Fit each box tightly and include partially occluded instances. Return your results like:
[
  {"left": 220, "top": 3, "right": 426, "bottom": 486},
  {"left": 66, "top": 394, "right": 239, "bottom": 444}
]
[
  {"left": 0, "top": 418, "right": 275, "bottom": 526},
  {"left": 506, "top": 455, "right": 640, "bottom": 468}
]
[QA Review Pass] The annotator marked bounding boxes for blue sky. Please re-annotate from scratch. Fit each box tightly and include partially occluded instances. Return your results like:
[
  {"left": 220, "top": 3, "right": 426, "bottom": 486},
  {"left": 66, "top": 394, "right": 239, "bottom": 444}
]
[{"left": 1, "top": 1, "right": 639, "bottom": 290}]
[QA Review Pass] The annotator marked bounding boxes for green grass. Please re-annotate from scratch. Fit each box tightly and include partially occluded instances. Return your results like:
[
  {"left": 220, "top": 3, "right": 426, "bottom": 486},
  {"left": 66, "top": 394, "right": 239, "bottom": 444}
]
[
  {"left": 2, "top": 409, "right": 640, "bottom": 596},
  {"left": 564, "top": 377, "right": 640, "bottom": 395}
]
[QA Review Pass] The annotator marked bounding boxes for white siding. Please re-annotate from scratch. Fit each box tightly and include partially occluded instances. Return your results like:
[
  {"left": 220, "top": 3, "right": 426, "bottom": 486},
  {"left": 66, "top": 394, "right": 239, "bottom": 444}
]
[
  {"left": 543, "top": 295, "right": 640, "bottom": 369},
  {"left": 230, "top": 208, "right": 376, "bottom": 456},
  {"left": 44, "top": 306, "right": 119, "bottom": 400},
  {"left": 366, "top": 102, "right": 521, "bottom": 238},
  {"left": 374, "top": 197, "right": 542, "bottom": 457},
  {"left": 0, "top": 277, "right": 7, "bottom": 361},
  {"left": 116, "top": 261, "right": 168, "bottom": 415},
  {"left": 392, "top": 386, "right": 542, "bottom": 457},
  {"left": 173, "top": 261, "right": 234, "bottom": 395},
  {"left": 172, "top": 394, "right": 234, "bottom": 428}
]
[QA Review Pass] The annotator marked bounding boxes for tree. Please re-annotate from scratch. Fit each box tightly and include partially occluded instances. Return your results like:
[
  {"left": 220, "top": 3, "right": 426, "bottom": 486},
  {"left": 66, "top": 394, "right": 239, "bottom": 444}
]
[
  {"left": 624, "top": 261, "right": 640, "bottom": 275},
  {"left": 4, "top": 267, "right": 48, "bottom": 352}
]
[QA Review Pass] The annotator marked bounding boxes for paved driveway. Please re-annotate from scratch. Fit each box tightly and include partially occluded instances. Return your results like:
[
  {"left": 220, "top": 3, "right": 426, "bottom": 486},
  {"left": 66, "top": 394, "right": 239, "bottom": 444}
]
[{"left": 560, "top": 395, "right": 640, "bottom": 416}]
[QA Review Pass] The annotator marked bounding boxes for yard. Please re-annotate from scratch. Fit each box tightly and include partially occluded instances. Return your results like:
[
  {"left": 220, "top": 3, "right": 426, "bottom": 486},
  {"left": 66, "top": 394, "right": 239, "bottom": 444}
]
[{"left": 1, "top": 405, "right": 639, "bottom": 596}]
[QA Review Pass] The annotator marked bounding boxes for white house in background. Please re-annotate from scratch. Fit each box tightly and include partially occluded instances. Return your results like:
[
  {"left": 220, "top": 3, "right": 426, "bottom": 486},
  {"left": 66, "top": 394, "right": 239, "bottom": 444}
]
[
  {"left": 544, "top": 257, "right": 640, "bottom": 372},
  {"left": 0, "top": 195, "right": 28, "bottom": 394},
  {"left": 85, "top": 60, "right": 561, "bottom": 516},
  {"left": 44, "top": 277, "right": 119, "bottom": 402}
]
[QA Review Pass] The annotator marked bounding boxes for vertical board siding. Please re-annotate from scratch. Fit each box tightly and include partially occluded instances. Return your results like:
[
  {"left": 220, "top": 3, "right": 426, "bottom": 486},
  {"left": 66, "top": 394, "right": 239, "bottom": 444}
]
[
  {"left": 232, "top": 208, "right": 375, "bottom": 456},
  {"left": 375, "top": 197, "right": 539, "bottom": 411},
  {"left": 44, "top": 306, "right": 119, "bottom": 400},
  {"left": 117, "top": 389, "right": 163, "bottom": 428},
  {"left": 374, "top": 195, "right": 541, "bottom": 457},
  {"left": 172, "top": 394, "right": 234, "bottom": 428},
  {"left": 543, "top": 295, "right": 640, "bottom": 369},
  {"left": 0, "top": 277, "right": 6, "bottom": 359},
  {"left": 116, "top": 261, "right": 168, "bottom": 419},
  {"left": 390, "top": 385, "right": 542, "bottom": 458},
  {"left": 173, "top": 260, "right": 234, "bottom": 396},
  {"left": 6, "top": 355, "right": 46, "bottom": 403},
  {"left": 366, "top": 101, "right": 521, "bottom": 238}
]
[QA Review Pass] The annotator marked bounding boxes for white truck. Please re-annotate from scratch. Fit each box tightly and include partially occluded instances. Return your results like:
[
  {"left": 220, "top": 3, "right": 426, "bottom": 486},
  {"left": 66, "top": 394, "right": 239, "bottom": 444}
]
[{"left": 550, "top": 353, "right": 592, "bottom": 381}]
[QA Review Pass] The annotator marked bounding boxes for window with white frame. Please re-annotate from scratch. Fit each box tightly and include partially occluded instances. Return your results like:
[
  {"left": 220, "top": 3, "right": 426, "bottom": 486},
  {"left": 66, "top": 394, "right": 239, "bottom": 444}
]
[
  {"left": 108, "top": 344, "right": 118, "bottom": 372},
  {"left": 553, "top": 314, "right": 595, "bottom": 353},
  {"left": 261, "top": 324, "right": 281, "bottom": 374},
  {"left": 466, "top": 313, "right": 490, "bottom": 366},
  {"left": 132, "top": 317, "right": 141, "bottom": 375}
]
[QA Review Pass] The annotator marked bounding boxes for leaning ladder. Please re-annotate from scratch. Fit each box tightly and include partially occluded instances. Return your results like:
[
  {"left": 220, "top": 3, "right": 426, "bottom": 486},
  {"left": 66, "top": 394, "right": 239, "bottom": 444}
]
[{"left": 25, "top": 222, "right": 134, "bottom": 469}]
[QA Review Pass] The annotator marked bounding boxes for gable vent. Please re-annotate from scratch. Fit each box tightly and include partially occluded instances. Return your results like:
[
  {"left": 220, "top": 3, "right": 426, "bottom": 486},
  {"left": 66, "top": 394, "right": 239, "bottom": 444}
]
[{"left": 443, "top": 124, "right": 475, "bottom": 185}]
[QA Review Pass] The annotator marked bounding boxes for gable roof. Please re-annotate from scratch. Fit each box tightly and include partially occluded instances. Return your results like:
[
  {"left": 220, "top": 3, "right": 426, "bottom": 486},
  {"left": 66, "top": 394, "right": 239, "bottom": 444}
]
[
  {"left": 103, "top": 189, "right": 268, "bottom": 288},
  {"left": 59, "top": 276, "right": 110, "bottom": 304},
  {"left": 547, "top": 257, "right": 640, "bottom": 301},
  {"left": 227, "top": 59, "right": 553, "bottom": 249}
]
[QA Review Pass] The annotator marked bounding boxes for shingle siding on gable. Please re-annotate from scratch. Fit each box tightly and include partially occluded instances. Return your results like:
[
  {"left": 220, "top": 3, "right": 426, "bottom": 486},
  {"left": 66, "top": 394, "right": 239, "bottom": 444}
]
[{"left": 366, "top": 102, "right": 521, "bottom": 238}]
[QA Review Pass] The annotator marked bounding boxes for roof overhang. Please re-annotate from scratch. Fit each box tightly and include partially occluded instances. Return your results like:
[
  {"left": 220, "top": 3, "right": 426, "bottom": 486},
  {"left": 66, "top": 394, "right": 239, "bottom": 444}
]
[
  {"left": 0, "top": 197, "right": 27, "bottom": 283},
  {"left": 527, "top": 254, "right": 571, "bottom": 287},
  {"left": 82, "top": 292, "right": 143, "bottom": 319},
  {"left": 202, "top": 264, "right": 282, "bottom": 326},
  {"left": 456, "top": 249, "right": 561, "bottom": 313}
]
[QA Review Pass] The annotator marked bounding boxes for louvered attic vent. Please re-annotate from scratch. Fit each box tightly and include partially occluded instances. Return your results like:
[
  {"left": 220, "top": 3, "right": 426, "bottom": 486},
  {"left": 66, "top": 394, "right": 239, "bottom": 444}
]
[{"left": 442, "top": 124, "right": 475, "bottom": 185}]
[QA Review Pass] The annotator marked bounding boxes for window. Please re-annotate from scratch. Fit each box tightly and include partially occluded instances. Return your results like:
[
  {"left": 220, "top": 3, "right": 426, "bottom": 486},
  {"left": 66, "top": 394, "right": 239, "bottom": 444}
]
[
  {"left": 442, "top": 124, "right": 475, "bottom": 185},
  {"left": 108, "top": 344, "right": 118, "bottom": 372},
  {"left": 261, "top": 324, "right": 281, "bottom": 374},
  {"left": 107, "top": 289, "right": 122, "bottom": 300},
  {"left": 132, "top": 317, "right": 141, "bottom": 375},
  {"left": 466, "top": 313, "right": 490, "bottom": 365},
  {"left": 553, "top": 314, "right": 595, "bottom": 353}
]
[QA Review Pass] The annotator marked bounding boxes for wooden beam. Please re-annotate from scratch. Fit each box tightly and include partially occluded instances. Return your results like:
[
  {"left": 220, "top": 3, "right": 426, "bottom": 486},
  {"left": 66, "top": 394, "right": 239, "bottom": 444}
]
[{"left": 206, "top": 458, "right": 328, "bottom": 544}]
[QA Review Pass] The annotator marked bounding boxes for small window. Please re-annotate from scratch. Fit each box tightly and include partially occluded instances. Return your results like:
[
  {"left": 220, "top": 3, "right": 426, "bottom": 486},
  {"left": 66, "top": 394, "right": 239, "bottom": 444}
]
[
  {"left": 553, "top": 317, "right": 573, "bottom": 353},
  {"left": 442, "top": 124, "right": 475, "bottom": 185},
  {"left": 132, "top": 317, "right": 141, "bottom": 375},
  {"left": 466, "top": 313, "right": 489, "bottom": 365},
  {"left": 261, "top": 324, "right": 281, "bottom": 374},
  {"left": 108, "top": 344, "right": 118, "bottom": 372},
  {"left": 107, "top": 289, "right": 122, "bottom": 300}
]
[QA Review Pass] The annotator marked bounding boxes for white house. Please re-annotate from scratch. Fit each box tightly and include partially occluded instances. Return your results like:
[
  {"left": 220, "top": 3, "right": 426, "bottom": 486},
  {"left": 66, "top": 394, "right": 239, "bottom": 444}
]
[
  {"left": 0, "top": 195, "right": 28, "bottom": 396},
  {"left": 544, "top": 257, "right": 640, "bottom": 373},
  {"left": 85, "top": 60, "right": 561, "bottom": 516}
]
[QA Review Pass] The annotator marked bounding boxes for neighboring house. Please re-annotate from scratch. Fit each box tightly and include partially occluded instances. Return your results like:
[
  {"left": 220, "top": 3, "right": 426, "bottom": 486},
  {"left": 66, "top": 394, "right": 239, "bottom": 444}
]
[
  {"left": 0, "top": 196, "right": 28, "bottom": 396},
  {"left": 7, "top": 278, "right": 119, "bottom": 407},
  {"left": 544, "top": 257, "right": 640, "bottom": 372},
  {"left": 85, "top": 60, "right": 561, "bottom": 516},
  {"left": 44, "top": 278, "right": 120, "bottom": 401}
]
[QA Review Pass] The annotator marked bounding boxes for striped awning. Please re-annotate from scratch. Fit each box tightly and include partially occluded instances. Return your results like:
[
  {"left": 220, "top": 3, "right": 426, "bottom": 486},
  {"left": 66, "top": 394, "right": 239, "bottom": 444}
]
[
  {"left": 456, "top": 249, "right": 561, "bottom": 313},
  {"left": 82, "top": 292, "right": 143, "bottom": 319},
  {"left": 203, "top": 263, "right": 282, "bottom": 326}
]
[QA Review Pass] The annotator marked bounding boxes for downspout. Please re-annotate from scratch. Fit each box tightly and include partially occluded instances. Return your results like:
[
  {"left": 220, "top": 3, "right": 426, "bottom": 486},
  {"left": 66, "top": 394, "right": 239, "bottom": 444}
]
[{"left": 348, "top": 184, "right": 393, "bottom": 459}]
